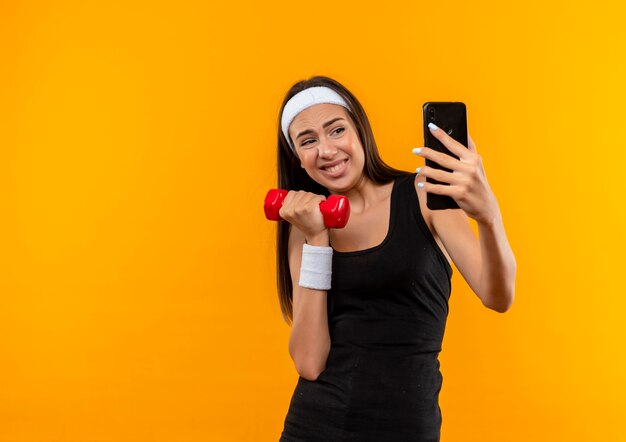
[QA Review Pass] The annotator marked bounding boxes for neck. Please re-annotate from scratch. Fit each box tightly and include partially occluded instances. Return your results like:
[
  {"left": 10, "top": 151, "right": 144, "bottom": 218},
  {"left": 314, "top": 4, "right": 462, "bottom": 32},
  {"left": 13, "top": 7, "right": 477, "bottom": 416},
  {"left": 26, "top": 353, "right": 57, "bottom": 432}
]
[{"left": 330, "top": 175, "right": 390, "bottom": 215}]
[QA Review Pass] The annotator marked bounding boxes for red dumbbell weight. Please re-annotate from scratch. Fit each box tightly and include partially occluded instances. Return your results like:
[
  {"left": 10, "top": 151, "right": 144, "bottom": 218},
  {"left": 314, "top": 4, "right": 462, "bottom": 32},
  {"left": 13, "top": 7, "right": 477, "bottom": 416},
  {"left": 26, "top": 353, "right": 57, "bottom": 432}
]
[{"left": 264, "top": 189, "right": 350, "bottom": 229}]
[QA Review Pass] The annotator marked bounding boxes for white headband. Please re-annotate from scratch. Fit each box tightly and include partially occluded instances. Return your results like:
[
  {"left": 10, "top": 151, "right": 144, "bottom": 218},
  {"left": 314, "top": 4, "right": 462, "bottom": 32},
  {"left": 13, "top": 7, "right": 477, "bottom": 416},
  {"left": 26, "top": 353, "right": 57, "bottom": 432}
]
[{"left": 281, "top": 86, "right": 351, "bottom": 152}]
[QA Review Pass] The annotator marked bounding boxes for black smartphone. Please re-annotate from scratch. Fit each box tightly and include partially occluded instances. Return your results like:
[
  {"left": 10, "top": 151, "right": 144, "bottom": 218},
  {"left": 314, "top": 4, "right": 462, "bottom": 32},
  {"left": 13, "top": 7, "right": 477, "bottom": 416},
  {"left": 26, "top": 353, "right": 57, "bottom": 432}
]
[{"left": 422, "top": 102, "right": 468, "bottom": 210}]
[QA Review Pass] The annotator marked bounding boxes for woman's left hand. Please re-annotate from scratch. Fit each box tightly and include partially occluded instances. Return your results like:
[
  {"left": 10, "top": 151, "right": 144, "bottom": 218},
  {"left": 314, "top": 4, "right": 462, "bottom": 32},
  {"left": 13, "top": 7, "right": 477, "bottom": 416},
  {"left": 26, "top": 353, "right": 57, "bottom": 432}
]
[{"left": 412, "top": 125, "right": 499, "bottom": 224}]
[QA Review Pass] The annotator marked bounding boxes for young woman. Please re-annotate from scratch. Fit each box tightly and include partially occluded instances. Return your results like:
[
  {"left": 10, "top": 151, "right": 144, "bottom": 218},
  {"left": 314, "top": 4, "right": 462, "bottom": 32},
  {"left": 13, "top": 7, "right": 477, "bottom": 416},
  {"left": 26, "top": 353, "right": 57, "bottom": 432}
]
[{"left": 275, "top": 75, "right": 516, "bottom": 441}]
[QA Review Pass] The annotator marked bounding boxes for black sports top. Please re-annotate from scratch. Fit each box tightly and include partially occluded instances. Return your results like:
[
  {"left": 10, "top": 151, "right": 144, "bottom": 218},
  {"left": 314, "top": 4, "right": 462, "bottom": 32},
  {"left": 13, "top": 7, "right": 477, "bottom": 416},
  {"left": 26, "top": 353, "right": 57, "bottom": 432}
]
[{"left": 280, "top": 172, "right": 453, "bottom": 442}]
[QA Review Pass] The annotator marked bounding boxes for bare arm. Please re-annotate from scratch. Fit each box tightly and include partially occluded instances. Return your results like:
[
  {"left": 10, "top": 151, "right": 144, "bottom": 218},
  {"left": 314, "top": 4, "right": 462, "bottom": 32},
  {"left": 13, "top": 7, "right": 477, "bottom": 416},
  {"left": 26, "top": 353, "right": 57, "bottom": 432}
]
[
  {"left": 475, "top": 206, "right": 517, "bottom": 312},
  {"left": 430, "top": 195, "right": 516, "bottom": 313},
  {"left": 414, "top": 128, "right": 516, "bottom": 313},
  {"left": 287, "top": 226, "right": 331, "bottom": 381}
]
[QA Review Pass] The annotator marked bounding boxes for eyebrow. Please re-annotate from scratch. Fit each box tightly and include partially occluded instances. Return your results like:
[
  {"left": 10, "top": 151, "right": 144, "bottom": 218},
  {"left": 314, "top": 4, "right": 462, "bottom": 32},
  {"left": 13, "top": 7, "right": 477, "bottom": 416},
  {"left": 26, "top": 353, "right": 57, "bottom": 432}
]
[{"left": 295, "top": 117, "right": 345, "bottom": 141}]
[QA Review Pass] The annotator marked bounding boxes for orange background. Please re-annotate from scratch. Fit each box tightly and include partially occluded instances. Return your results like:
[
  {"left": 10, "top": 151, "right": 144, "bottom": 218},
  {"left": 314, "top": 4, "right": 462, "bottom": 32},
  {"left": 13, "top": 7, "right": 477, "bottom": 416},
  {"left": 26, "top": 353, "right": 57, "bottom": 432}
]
[{"left": 1, "top": 1, "right": 625, "bottom": 440}]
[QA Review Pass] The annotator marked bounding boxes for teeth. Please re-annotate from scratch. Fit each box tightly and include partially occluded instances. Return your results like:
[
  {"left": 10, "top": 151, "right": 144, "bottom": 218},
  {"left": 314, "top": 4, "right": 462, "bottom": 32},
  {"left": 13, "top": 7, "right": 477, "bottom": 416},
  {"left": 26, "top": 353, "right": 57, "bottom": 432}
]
[{"left": 324, "top": 160, "right": 347, "bottom": 173}]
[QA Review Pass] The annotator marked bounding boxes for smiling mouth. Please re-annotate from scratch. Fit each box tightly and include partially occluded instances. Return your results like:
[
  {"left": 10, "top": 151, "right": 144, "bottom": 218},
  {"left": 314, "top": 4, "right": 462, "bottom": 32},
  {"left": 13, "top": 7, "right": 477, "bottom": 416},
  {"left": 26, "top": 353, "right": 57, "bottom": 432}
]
[{"left": 321, "top": 159, "right": 349, "bottom": 175}]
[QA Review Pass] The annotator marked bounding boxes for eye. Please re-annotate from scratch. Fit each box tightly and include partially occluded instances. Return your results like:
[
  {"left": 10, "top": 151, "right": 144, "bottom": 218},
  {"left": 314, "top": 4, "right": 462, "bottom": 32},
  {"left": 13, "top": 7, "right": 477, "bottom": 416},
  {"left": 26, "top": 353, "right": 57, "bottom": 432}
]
[{"left": 301, "top": 127, "right": 344, "bottom": 147}]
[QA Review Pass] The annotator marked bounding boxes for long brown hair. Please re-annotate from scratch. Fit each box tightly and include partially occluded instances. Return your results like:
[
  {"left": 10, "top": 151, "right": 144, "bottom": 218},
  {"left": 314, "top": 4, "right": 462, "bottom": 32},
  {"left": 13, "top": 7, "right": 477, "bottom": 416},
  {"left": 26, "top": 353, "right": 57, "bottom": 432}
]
[{"left": 276, "top": 75, "right": 411, "bottom": 325}]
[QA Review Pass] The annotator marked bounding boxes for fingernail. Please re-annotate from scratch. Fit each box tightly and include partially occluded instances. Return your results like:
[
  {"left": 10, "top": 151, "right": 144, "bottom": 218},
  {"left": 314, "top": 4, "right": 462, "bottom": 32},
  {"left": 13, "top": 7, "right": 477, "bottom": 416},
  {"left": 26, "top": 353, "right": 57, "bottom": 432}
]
[
  {"left": 428, "top": 122, "right": 439, "bottom": 131},
  {"left": 417, "top": 182, "right": 424, "bottom": 188},
  {"left": 412, "top": 147, "right": 422, "bottom": 155},
  {"left": 415, "top": 167, "right": 421, "bottom": 174}
]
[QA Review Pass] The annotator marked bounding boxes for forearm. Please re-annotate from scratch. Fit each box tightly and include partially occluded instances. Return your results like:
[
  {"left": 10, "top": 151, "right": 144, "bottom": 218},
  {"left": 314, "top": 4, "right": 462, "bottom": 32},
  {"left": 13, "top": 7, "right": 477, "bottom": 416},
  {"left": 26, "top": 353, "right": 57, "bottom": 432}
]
[
  {"left": 288, "top": 231, "right": 332, "bottom": 380},
  {"left": 289, "top": 289, "right": 331, "bottom": 380},
  {"left": 477, "top": 205, "right": 517, "bottom": 312}
]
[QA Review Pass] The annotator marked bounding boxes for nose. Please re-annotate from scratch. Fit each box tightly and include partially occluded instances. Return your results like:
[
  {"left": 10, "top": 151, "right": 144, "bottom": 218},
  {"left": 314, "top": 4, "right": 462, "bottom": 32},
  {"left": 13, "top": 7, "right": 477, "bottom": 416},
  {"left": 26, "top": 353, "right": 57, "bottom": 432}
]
[{"left": 317, "top": 139, "right": 338, "bottom": 158}]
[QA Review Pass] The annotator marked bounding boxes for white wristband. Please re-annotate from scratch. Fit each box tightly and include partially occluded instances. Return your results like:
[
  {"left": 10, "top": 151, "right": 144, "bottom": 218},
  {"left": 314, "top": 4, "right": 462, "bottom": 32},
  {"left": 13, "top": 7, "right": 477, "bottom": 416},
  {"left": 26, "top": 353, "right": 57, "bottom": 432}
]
[{"left": 298, "top": 243, "right": 333, "bottom": 290}]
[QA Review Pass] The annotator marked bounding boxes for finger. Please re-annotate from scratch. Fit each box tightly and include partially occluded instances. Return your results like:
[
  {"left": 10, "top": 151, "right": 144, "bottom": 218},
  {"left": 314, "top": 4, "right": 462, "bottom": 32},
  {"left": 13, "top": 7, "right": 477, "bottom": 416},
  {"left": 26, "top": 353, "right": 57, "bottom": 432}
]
[
  {"left": 305, "top": 195, "right": 323, "bottom": 209},
  {"left": 417, "top": 165, "right": 461, "bottom": 185},
  {"left": 315, "top": 193, "right": 327, "bottom": 202},
  {"left": 304, "top": 193, "right": 325, "bottom": 206},
  {"left": 289, "top": 191, "right": 308, "bottom": 210},
  {"left": 417, "top": 180, "right": 456, "bottom": 197},
  {"left": 413, "top": 146, "right": 472, "bottom": 173},
  {"left": 428, "top": 122, "right": 470, "bottom": 160},
  {"left": 468, "top": 133, "right": 477, "bottom": 153},
  {"left": 278, "top": 193, "right": 293, "bottom": 218},
  {"left": 290, "top": 190, "right": 304, "bottom": 206},
  {"left": 282, "top": 190, "right": 295, "bottom": 206}
]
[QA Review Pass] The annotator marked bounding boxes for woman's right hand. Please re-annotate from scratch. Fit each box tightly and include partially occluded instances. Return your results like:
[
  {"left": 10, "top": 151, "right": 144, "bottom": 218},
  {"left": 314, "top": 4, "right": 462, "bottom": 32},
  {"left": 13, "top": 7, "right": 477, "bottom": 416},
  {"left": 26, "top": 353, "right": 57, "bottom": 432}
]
[{"left": 278, "top": 191, "right": 329, "bottom": 242}]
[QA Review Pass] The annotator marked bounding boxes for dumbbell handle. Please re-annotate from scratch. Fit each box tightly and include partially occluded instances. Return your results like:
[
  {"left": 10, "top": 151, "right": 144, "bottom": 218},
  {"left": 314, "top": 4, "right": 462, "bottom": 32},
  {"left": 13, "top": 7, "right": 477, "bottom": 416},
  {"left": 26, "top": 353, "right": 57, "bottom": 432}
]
[{"left": 264, "top": 189, "right": 350, "bottom": 229}]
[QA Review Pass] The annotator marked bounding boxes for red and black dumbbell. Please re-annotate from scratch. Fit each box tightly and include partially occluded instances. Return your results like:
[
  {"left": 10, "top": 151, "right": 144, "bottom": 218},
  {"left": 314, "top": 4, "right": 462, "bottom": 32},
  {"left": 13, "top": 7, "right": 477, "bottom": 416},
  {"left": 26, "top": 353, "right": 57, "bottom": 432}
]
[{"left": 264, "top": 189, "right": 350, "bottom": 229}]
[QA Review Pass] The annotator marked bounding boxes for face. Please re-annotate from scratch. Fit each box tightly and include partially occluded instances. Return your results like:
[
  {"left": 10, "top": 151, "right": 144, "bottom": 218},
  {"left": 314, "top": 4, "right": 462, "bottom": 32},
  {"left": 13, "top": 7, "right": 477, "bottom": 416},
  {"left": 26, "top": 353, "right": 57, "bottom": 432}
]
[{"left": 288, "top": 103, "right": 365, "bottom": 191}]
